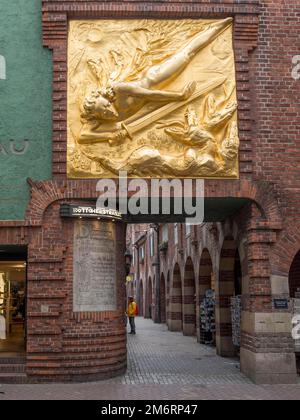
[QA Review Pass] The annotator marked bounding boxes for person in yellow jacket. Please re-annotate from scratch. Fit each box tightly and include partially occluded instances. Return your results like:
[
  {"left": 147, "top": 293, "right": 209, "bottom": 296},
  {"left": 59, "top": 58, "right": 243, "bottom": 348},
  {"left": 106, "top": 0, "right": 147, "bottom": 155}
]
[{"left": 127, "top": 296, "right": 137, "bottom": 335}]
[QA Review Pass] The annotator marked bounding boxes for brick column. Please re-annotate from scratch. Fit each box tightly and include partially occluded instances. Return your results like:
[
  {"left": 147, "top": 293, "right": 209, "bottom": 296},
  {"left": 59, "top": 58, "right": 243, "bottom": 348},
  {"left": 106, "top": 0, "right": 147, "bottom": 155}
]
[
  {"left": 240, "top": 228, "right": 297, "bottom": 384},
  {"left": 166, "top": 273, "right": 170, "bottom": 329},
  {"left": 168, "top": 265, "right": 182, "bottom": 332},
  {"left": 183, "top": 259, "right": 196, "bottom": 336},
  {"left": 160, "top": 274, "right": 166, "bottom": 324},
  {"left": 145, "top": 277, "right": 153, "bottom": 319},
  {"left": 26, "top": 209, "right": 127, "bottom": 382},
  {"left": 215, "top": 237, "right": 236, "bottom": 357}
]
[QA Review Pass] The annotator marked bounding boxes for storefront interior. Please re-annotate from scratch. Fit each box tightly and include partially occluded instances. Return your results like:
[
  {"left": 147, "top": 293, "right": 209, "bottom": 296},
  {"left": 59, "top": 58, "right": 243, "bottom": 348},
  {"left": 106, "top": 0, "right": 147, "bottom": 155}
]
[{"left": 0, "top": 247, "right": 27, "bottom": 354}]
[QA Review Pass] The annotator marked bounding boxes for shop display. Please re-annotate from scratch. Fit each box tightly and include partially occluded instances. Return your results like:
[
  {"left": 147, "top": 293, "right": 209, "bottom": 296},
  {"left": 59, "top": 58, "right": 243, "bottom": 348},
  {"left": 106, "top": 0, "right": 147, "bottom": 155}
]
[
  {"left": 231, "top": 295, "right": 242, "bottom": 348},
  {"left": 0, "top": 273, "right": 8, "bottom": 339},
  {"left": 200, "top": 289, "right": 216, "bottom": 345},
  {"left": 0, "top": 315, "right": 5, "bottom": 340},
  {"left": 0, "top": 269, "right": 25, "bottom": 339}
]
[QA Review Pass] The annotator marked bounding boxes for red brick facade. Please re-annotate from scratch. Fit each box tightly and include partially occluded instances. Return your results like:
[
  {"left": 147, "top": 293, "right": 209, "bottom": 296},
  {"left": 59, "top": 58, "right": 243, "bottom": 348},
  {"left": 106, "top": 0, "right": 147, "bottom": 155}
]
[{"left": 0, "top": 0, "right": 299, "bottom": 383}]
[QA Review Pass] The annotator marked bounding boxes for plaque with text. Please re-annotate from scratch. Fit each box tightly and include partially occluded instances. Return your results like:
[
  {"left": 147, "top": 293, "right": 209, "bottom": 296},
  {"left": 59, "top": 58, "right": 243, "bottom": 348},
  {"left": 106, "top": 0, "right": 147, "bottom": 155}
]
[
  {"left": 273, "top": 298, "right": 289, "bottom": 310},
  {"left": 73, "top": 220, "right": 117, "bottom": 312}
]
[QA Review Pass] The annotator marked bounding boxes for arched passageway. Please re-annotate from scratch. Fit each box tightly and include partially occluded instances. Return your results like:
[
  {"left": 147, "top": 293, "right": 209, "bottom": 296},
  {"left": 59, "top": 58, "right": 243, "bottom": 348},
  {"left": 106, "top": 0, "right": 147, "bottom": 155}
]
[
  {"left": 183, "top": 258, "right": 196, "bottom": 336},
  {"left": 168, "top": 264, "right": 182, "bottom": 331}
]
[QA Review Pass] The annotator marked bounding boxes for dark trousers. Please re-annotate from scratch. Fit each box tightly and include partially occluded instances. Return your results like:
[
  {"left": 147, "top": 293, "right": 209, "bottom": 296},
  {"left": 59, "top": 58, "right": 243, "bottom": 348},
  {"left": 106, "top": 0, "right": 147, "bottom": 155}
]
[{"left": 129, "top": 316, "right": 136, "bottom": 333}]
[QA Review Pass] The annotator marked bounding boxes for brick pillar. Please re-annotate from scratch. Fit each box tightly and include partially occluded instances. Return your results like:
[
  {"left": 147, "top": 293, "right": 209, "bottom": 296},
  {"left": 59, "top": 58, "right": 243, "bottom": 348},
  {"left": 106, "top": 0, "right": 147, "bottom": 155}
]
[
  {"left": 139, "top": 280, "right": 144, "bottom": 317},
  {"left": 168, "top": 264, "right": 182, "bottom": 332},
  {"left": 240, "top": 228, "right": 297, "bottom": 384},
  {"left": 160, "top": 274, "right": 166, "bottom": 324},
  {"left": 145, "top": 277, "right": 153, "bottom": 319},
  {"left": 215, "top": 237, "right": 236, "bottom": 357},
  {"left": 166, "top": 273, "right": 170, "bottom": 328},
  {"left": 183, "top": 258, "right": 196, "bottom": 336},
  {"left": 26, "top": 211, "right": 127, "bottom": 382}
]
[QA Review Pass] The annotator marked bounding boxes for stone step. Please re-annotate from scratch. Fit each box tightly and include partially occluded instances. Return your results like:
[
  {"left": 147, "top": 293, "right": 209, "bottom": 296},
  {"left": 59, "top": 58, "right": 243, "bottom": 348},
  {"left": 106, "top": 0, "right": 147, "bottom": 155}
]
[
  {"left": 0, "top": 373, "right": 27, "bottom": 384},
  {"left": 0, "top": 363, "right": 26, "bottom": 373}
]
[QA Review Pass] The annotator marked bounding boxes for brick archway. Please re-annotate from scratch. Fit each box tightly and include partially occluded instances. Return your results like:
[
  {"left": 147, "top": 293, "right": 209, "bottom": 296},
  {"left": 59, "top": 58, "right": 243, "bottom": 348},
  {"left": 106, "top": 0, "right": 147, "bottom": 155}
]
[
  {"left": 168, "top": 264, "right": 182, "bottom": 332},
  {"left": 183, "top": 257, "right": 196, "bottom": 336},
  {"left": 24, "top": 177, "right": 282, "bottom": 229}
]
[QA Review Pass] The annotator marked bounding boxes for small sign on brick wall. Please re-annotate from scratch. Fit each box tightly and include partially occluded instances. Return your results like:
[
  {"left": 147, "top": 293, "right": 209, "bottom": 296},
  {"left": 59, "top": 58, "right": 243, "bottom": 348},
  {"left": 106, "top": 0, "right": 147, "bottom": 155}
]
[{"left": 273, "top": 298, "right": 289, "bottom": 310}]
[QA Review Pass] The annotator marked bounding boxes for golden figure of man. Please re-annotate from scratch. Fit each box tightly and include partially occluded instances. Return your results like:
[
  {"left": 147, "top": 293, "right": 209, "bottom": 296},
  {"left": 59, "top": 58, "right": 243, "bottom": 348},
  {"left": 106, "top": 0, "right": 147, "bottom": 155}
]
[{"left": 79, "top": 18, "right": 232, "bottom": 144}]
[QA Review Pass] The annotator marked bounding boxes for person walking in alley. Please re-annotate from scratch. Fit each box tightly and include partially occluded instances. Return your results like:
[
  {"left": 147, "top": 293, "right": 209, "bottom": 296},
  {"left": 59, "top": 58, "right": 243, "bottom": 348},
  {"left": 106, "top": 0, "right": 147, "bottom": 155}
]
[{"left": 127, "top": 296, "right": 137, "bottom": 335}]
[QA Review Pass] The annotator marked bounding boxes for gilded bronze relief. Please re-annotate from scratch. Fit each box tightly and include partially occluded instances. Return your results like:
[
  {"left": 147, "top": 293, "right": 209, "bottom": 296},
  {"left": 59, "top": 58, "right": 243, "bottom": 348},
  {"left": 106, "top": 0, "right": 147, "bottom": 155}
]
[{"left": 67, "top": 19, "right": 239, "bottom": 178}]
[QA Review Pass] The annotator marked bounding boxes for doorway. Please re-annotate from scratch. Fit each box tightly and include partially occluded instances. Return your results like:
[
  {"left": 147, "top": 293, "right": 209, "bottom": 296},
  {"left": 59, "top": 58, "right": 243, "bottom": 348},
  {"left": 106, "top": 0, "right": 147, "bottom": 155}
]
[
  {"left": 0, "top": 247, "right": 27, "bottom": 354},
  {"left": 289, "top": 250, "right": 300, "bottom": 374}
]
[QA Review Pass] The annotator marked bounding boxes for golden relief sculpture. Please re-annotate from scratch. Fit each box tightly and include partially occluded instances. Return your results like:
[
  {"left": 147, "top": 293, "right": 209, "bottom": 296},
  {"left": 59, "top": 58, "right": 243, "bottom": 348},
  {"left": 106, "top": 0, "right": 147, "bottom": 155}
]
[{"left": 67, "top": 18, "right": 239, "bottom": 178}]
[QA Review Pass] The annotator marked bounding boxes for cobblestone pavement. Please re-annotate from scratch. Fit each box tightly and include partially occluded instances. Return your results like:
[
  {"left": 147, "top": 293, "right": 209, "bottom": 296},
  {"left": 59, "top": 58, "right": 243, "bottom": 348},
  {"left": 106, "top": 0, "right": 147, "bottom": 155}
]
[{"left": 1, "top": 317, "right": 300, "bottom": 400}]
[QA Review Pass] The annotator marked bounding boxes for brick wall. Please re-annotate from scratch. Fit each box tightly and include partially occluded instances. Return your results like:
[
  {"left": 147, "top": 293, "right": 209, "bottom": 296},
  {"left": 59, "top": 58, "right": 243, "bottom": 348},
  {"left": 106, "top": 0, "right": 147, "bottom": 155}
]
[{"left": 250, "top": 0, "right": 300, "bottom": 274}]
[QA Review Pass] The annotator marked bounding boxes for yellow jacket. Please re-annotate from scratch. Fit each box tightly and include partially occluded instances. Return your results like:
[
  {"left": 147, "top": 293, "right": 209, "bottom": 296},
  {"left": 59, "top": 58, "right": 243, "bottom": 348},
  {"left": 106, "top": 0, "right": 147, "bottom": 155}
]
[{"left": 127, "top": 302, "right": 137, "bottom": 317}]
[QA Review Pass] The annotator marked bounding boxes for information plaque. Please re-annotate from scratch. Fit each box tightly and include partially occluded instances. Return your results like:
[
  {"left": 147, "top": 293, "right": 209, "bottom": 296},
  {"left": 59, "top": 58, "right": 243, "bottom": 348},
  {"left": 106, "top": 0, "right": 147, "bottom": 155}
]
[{"left": 73, "top": 220, "right": 117, "bottom": 312}]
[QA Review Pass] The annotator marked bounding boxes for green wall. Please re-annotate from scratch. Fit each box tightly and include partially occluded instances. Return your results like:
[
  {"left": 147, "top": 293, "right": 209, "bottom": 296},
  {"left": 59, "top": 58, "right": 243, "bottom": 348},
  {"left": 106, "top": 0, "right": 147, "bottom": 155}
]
[{"left": 0, "top": 0, "right": 52, "bottom": 220}]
